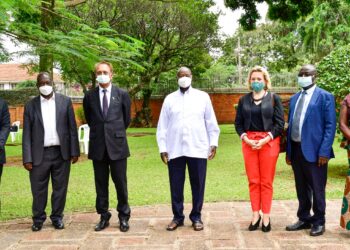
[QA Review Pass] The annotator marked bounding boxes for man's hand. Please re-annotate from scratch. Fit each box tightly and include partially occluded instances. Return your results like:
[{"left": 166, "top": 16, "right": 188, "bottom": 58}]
[
  {"left": 71, "top": 156, "right": 79, "bottom": 164},
  {"left": 23, "top": 162, "right": 33, "bottom": 171},
  {"left": 208, "top": 146, "right": 217, "bottom": 160},
  {"left": 160, "top": 152, "right": 168, "bottom": 165},
  {"left": 286, "top": 155, "right": 291, "bottom": 165},
  {"left": 318, "top": 156, "right": 329, "bottom": 167}
]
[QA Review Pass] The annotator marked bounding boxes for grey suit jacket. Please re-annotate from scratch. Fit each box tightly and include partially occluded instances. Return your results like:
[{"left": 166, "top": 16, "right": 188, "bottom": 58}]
[
  {"left": 22, "top": 93, "right": 80, "bottom": 166},
  {"left": 83, "top": 85, "right": 131, "bottom": 161},
  {"left": 0, "top": 98, "right": 10, "bottom": 164}
]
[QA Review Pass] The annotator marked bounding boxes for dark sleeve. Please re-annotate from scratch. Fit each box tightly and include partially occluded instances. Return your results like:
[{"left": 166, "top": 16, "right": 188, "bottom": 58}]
[
  {"left": 122, "top": 91, "right": 131, "bottom": 129},
  {"left": 83, "top": 93, "right": 91, "bottom": 126},
  {"left": 22, "top": 103, "right": 32, "bottom": 164},
  {"left": 234, "top": 97, "right": 245, "bottom": 137},
  {"left": 67, "top": 98, "right": 80, "bottom": 157},
  {"left": 0, "top": 101, "right": 10, "bottom": 149},
  {"left": 271, "top": 94, "right": 285, "bottom": 138}
]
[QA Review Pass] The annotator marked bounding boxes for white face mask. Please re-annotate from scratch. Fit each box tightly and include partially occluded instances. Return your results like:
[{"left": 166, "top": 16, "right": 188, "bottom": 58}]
[
  {"left": 298, "top": 76, "right": 313, "bottom": 88},
  {"left": 178, "top": 76, "right": 192, "bottom": 88},
  {"left": 96, "top": 74, "right": 111, "bottom": 84},
  {"left": 39, "top": 85, "right": 53, "bottom": 96}
]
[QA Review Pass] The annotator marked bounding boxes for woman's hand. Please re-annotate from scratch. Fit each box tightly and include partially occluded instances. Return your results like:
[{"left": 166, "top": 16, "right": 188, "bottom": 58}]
[
  {"left": 253, "top": 136, "right": 271, "bottom": 150},
  {"left": 243, "top": 136, "right": 258, "bottom": 148}
]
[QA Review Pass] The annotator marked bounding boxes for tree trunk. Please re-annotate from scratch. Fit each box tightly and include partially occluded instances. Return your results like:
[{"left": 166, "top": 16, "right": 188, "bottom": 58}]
[
  {"left": 39, "top": 0, "right": 54, "bottom": 78},
  {"left": 131, "top": 75, "right": 153, "bottom": 127}
]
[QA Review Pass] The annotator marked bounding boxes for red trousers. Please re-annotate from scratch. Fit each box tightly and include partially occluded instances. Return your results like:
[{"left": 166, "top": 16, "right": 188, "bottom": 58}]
[{"left": 242, "top": 131, "right": 280, "bottom": 214}]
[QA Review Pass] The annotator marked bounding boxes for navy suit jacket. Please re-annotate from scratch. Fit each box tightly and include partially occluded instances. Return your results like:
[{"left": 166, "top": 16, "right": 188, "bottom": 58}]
[{"left": 286, "top": 86, "right": 336, "bottom": 162}]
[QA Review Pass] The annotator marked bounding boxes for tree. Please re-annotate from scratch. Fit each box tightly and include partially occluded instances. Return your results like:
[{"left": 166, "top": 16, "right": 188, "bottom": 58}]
[
  {"left": 0, "top": 0, "right": 143, "bottom": 86},
  {"left": 224, "top": 0, "right": 314, "bottom": 30},
  {"left": 72, "top": 0, "right": 219, "bottom": 126}
]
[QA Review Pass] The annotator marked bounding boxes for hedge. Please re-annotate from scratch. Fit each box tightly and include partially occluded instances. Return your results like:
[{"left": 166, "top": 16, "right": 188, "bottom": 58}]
[{"left": 0, "top": 88, "right": 38, "bottom": 106}]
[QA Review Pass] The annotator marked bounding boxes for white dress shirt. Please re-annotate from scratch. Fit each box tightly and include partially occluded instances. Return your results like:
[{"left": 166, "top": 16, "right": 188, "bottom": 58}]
[
  {"left": 99, "top": 84, "right": 112, "bottom": 110},
  {"left": 156, "top": 87, "right": 220, "bottom": 160},
  {"left": 40, "top": 93, "right": 60, "bottom": 147},
  {"left": 292, "top": 84, "right": 316, "bottom": 137}
]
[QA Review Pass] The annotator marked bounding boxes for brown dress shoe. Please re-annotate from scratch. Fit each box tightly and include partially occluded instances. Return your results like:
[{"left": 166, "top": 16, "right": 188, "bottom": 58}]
[
  {"left": 192, "top": 221, "right": 204, "bottom": 231},
  {"left": 166, "top": 220, "right": 184, "bottom": 231}
]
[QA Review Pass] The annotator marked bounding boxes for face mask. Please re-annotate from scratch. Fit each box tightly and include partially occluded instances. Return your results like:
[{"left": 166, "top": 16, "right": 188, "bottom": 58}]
[
  {"left": 39, "top": 85, "right": 53, "bottom": 96},
  {"left": 96, "top": 74, "right": 110, "bottom": 84},
  {"left": 251, "top": 81, "right": 264, "bottom": 92},
  {"left": 178, "top": 76, "right": 192, "bottom": 88},
  {"left": 298, "top": 76, "right": 313, "bottom": 88}
]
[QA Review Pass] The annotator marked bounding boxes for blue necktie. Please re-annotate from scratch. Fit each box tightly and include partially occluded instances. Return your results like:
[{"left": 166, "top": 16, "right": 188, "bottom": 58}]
[
  {"left": 102, "top": 89, "right": 108, "bottom": 119},
  {"left": 291, "top": 91, "right": 306, "bottom": 142}
]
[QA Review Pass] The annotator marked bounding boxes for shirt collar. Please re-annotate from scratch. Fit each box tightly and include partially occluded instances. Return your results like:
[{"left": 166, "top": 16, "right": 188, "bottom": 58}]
[
  {"left": 99, "top": 83, "right": 112, "bottom": 93},
  {"left": 40, "top": 92, "right": 55, "bottom": 102},
  {"left": 302, "top": 84, "right": 316, "bottom": 95}
]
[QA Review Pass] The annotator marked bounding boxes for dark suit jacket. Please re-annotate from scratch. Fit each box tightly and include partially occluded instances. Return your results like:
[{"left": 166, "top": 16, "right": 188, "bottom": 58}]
[
  {"left": 235, "top": 92, "right": 285, "bottom": 138},
  {"left": 22, "top": 93, "right": 80, "bottom": 166},
  {"left": 83, "top": 85, "right": 131, "bottom": 161},
  {"left": 0, "top": 98, "right": 10, "bottom": 164},
  {"left": 286, "top": 87, "right": 336, "bottom": 162}
]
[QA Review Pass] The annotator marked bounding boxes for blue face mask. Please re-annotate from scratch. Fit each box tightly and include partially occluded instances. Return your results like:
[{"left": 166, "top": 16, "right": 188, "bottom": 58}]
[
  {"left": 251, "top": 81, "right": 265, "bottom": 92},
  {"left": 298, "top": 76, "right": 313, "bottom": 88}
]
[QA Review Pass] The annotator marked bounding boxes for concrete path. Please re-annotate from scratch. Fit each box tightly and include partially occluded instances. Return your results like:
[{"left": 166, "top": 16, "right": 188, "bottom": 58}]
[{"left": 0, "top": 200, "right": 349, "bottom": 249}]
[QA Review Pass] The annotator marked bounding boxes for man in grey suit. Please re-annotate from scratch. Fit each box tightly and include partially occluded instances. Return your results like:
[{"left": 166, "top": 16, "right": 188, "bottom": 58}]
[
  {"left": 83, "top": 61, "right": 131, "bottom": 232},
  {"left": 23, "top": 72, "right": 80, "bottom": 231},
  {"left": 0, "top": 97, "right": 10, "bottom": 183}
]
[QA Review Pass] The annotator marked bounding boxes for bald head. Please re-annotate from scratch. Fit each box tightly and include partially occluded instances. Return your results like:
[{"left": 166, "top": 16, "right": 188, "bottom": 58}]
[
  {"left": 177, "top": 67, "right": 192, "bottom": 78},
  {"left": 299, "top": 64, "right": 317, "bottom": 77}
]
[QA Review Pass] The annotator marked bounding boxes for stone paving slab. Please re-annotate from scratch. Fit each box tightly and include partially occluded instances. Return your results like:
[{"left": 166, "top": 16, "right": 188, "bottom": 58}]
[{"left": 0, "top": 200, "right": 350, "bottom": 250}]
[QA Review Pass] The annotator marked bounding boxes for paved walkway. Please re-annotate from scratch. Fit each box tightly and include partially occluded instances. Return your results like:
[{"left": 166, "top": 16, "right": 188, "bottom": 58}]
[{"left": 0, "top": 200, "right": 349, "bottom": 250}]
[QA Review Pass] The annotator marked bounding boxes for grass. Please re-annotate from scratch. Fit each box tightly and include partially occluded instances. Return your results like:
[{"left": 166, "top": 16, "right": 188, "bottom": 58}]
[{"left": 0, "top": 125, "right": 347, "bottom": 221}]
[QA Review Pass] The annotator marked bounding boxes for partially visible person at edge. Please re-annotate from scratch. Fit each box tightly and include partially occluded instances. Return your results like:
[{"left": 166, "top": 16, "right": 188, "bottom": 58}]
[
  {"left": 285, "top": 64, "right": 336, "bottom": 237},
  {"left": 0, "top": 97, "right": 10, "bottom": 183},
  {"left": 156, "top": 66, "right": 220, "bottom": 232},
  {"left": 22, "top": 72, "right": 80, "bottom": 232},
  {"left": 339, "top": 94, "right": 350, "bottom": 230},
  {"left": 234, "top": 65, "right": 284, "bottom": 233}
]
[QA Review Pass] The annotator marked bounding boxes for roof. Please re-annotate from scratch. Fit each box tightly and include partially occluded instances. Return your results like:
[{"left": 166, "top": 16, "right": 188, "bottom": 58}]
[{"left": 0, "top": 64, "right": 63, "bottom": 83}]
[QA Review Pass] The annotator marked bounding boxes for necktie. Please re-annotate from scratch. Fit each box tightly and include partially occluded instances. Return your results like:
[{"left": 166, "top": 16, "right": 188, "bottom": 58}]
[
  {"left": 102, "top": 89, "right": 108, "bottom": 118},
  {"left": 291, "top": 91, "right": 306, "bottom": 142}
]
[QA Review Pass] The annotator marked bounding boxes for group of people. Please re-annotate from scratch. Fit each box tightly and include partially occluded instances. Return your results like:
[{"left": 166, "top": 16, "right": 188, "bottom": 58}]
[{"left": 0, "top": 61, "right": 347, "bottom": 237}]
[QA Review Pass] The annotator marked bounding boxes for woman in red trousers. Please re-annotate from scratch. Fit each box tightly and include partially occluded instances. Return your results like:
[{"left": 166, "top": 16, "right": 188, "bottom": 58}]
[{"left": 235, "top": 66, "right": 284, "bottom": 232}]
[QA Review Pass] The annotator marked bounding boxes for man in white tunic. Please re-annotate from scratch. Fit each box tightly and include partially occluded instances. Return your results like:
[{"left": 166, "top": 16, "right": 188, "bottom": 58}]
[{"left": 157, "top": 67, "right": 220, "bottom": 231}]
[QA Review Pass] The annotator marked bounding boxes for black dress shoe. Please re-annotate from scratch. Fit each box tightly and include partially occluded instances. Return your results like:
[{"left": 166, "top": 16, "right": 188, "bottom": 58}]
[
  {"left": 31, "top": 223, "right": 43, "bottom": 232},
  {"left": 52, "top": 220, "right": 64, "bottom": 230},
  {"left": 166, "top": 220, "right": 184, "bottom": 231},
  {"left": 286, "top": 220, "right": 312, "bottom": 231},
  {"left": 310, "top": 225, "right": 325, "bottom": 236},
  {"left": 248, "top": 216, "right": 261, "bottom": 231},
  {"left": 262, "top": 220, "right": 271, "bottom": 233},
  {"left": 120, "top": 220, "right": 129, "bottom": 232},
  {"left": 95, "top": 218, "right": 110, "bottom": 231}
]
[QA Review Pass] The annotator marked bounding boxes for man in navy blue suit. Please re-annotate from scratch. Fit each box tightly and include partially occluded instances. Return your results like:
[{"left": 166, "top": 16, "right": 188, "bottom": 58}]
[{"left": 285, "top": 64, "right": 336, "bottom": 236}]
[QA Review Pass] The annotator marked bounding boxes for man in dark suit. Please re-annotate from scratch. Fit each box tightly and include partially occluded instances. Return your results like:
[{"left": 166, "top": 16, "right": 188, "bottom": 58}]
[
  {"left": 83, "top": 61, "right": 131, "bottom": 232},
  {"left": 285, "top": 64, "right": 336, "bottom": 236},
  {"left": 23, "top": 72, "right": 80, "bottom": 231},
  {"left": 0, "top": 97, "right": 10, "bottom": 183}
]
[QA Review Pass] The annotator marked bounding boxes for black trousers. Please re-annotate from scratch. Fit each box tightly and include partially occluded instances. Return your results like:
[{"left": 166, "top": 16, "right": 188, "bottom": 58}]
[
  {"left": 291, "top": 141, "right": 328, "bottom": 226},
  {"left": 168, "top": 156, "right": 207, "bottom": 223},
  {"left": 30, "top": 146, "right": 70, "bottom": 224},
  {"left": 0, "top": 164, "right": 2, "bottom": 183},
  {"left": 93, "top": 150, "right": 130, "bottom": 221}
]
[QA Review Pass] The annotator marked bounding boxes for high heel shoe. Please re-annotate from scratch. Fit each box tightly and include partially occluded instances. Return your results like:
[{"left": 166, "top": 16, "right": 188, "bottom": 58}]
[
  {"left": 262, "top": 219, "right": 271, "bottom": 232},
  {"left": 248, "top": 216, "right": 261, "bottom": 231}
]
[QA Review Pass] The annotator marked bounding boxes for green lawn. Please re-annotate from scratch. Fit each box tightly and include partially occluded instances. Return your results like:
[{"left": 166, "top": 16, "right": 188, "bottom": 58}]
[{"left": 0, "top": 125, "right": 347, "bottom": 221}]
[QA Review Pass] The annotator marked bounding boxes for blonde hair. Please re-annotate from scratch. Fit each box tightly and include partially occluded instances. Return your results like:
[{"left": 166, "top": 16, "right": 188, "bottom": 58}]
[
  {"left": 246, "top": 66, "right": 272, "bottom": 90},
  {"left": 94, "top": 61, "right": 113, "bottom": 73}
]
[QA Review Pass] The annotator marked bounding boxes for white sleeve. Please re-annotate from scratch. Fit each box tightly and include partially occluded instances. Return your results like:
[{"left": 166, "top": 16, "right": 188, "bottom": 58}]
[
  {"left": 156, "top": 99, "right": 169, "bottom": 153},
  {"left": 204, "top": 95, "right": 220, "bottom": 147}
]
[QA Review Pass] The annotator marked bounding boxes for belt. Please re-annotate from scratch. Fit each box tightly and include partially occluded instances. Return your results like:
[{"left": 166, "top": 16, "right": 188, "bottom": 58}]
[{"left": 44, "top": 145, "right": 60, "bottom": 150}]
